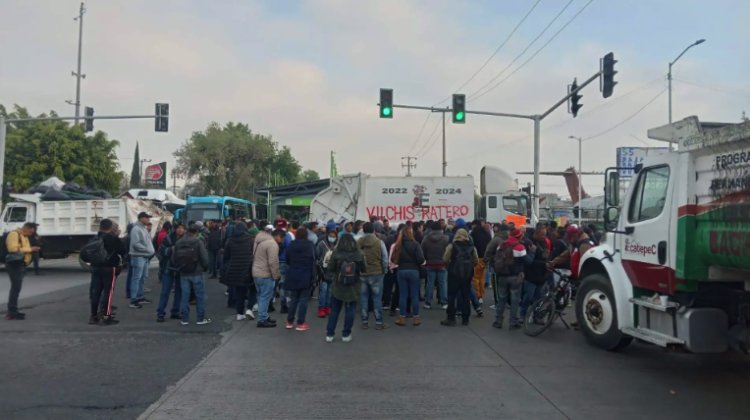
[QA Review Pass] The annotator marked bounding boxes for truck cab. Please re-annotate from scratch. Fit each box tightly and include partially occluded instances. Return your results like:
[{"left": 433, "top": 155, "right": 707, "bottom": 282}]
[
  {"left": 0, "top": 200, "right": 36, "bottom": 235},
  {"left": 478, "top": 193, "right": 530, "bottom": 225},
  {"left": 576, "top": 116, "right": 750, "bottom": 354}
]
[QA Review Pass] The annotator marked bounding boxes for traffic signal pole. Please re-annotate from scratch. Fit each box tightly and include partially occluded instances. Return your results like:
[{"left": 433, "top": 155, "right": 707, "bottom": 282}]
[
  {"left": 0, "top": 108, "right": 168, "bottom": 204},
  {"left": 382, "top": 66, "right": 604, "bottom": 222}
]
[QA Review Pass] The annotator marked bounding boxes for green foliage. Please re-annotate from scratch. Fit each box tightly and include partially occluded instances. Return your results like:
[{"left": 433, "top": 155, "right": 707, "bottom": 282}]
[
  {"left": 299, "top": 169, "right": 320, "bottom": 182},
  {"left": 174, "top": 122, "right": 313, "bottom": 197},
  {"left": 130, "top": 142, "right": 141, "bottom": 187},
  {"left": 1, "top": 104, "right": 122, "bottom": 193}
]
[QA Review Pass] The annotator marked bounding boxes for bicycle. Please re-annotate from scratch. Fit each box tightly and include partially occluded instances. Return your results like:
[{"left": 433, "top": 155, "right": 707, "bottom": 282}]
[{"left": 523, "top": 269, "right": 573, "bottom": 337}]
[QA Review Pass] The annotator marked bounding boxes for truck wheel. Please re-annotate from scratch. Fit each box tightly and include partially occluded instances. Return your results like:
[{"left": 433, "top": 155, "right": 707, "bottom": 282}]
[{"left": 575, "top": 273, "right": 632, "bottom": 351}]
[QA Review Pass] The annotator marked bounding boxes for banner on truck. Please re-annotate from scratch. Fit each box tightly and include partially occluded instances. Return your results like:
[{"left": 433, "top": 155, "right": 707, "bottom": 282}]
[
  {"left": 144, "top": 162, "right": 167, "bottom": 189},
  {"left": 616, "top": 147, "right": 669, "bottom": 178},
  {"left": 363, "top": 177, "right": 474, "bottom": 223}
]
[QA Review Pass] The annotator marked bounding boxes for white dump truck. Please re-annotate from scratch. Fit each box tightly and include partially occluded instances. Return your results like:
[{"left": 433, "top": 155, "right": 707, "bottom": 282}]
[
  {"left": 477, "top": 166, "right": 531, "bottom": 225},
  {"left": 0, "top": 194, "right": 170, "bottom": 260},
  {"left": 576, "top": 116, "right": 750, "bottom": 353},
  {"left": 310, "top": 174, "right": 475, "bottom": 225}
]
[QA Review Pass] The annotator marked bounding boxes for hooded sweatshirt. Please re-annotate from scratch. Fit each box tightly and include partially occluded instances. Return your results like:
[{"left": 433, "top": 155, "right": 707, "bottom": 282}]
[
  {"left": 252, "top": 231, "right": 281, "bottom": 280},
  {"left": 357, "top": 233, "right": 388, "bottom": 276}
]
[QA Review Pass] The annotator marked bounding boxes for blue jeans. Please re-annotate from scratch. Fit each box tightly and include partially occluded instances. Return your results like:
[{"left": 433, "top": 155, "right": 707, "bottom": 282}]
[
  {"left": 318, "top": 281, "right": 331, "bottom": 309},
  {"left": 495, "top": 275, "right": 522, "bottom": 325},
  {"left": 397, "top": 269, "right": 420, "bottom": 317},
  {"left": 425, "top": 269, "right": 447, "bottom": 306},
  {"left": 208, "top": 250, "right": 219, "bottom": 277},
  {"left": 520, "top": 281, "right": 545, "bottom": 319},
  {"left": 125, "top": 259, "right": 135, "bottom": 299},
  {"left": 485, "top": 266, "right": 492, "bottom": 288},
  {"left": 157, "top": 270, "right": 182, "bottom": 318},
  {"left": 255, "top": 278, "right": 276, "bottom": 322},
  {"left": 129, "top": 256, "right": 149, "bottom": 304},
  {"left": 180, "top": 273, "right": 206, "bottom": 322},
  {"left": 287, "top": 288, "right": 311, "bottom": 325},
  {"left": 360, "top": 275, "right": 384, "bottom": 324},
  {"left": 326, "top": 297, "right": 356, "bottom": 337}
]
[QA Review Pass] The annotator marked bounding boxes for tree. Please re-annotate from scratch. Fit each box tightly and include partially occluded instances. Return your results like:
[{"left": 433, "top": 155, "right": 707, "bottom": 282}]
[
  {"left": 130, "top": 142, "right": 141, "bottom": 188},
  {"left": 1, "top": 104, "right": 122, "bottom": 193},
  {"left": 174, "top": 122, "right": 311, "bottom": 196},
  {"left": 299, "top": 170, "right": 320, "bottom": 183}
]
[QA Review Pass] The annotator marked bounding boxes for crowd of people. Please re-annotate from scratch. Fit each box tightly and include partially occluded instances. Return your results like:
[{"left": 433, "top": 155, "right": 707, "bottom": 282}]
[{"left": 5, "top": 211, "right": 602, "bottom": 342}]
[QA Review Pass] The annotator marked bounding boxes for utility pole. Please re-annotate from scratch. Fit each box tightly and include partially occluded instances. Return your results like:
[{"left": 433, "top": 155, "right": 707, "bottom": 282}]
[
  {"left": 172, "top": 171, "right": 178, "bottom": 194},
  {"left": 401, "top": 156, "right": 417, "bottom": 177},
  {"left": 441, "top": 108, "right": 447, "bottom": 176},
  {"left": 140, "top": 159, "right": 152, "bottom": 184},
  {"left": 66, "top": 2, "right": 86, "bottom": 125}
]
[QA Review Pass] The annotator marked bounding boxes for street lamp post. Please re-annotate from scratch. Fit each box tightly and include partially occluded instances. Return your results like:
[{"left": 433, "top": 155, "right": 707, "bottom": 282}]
[
  {"left": 568, "top": 136, "right": 583, "bottom": 225},
  {"left": 668, "top": 39, "right": 705, "bottom": 125}
]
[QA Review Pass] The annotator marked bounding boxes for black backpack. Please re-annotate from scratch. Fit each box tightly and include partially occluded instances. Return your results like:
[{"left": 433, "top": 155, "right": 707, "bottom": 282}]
[
  {"left": 450, "top": 244, "right": 474, "bottom": 281},
  {"left": 494, "top": 241, "right": 516, "bottom": 275},
  {"left": 80, "top": 236, "right": 109, "bottom": 266},
  {"left": 338, "top": 259, "right": 360, "bottom": 286},
  {"left": 173, "top": 244, "right": 199, "bottom": 274}
]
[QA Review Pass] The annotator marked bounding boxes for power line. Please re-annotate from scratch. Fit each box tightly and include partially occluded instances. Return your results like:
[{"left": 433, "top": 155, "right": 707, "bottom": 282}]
[
  {"left": 432, "top": 0, "right": 543, "bottom": 106},
  {"left": 418, "top": 119, "right": 445, "bottom": 158},
  {"left": 406, "top": 113, "right": 433, "bottom": 156},
  {"left": 414, "top": 116, "right": 443, "bottom": 157},
  {"left": 582, "top": 88, "right": 667, "bottom": 141},
  {"left": 471, "top": 0, "right": 595, "bottom": 102},
  {"left": 448, "top": 76, "right": 664, "bottom": 164},
  {"left": 672, "top": 78, "right": 750, "bottom": 99},
  {"left": 468, "top": 0, "right": 575, "bottom": 101}
]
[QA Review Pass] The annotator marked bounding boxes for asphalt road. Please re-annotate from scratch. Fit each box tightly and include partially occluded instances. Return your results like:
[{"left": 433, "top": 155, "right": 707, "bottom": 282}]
[{"left": 2, "top": 262, "right": 750, "bottom": 420}]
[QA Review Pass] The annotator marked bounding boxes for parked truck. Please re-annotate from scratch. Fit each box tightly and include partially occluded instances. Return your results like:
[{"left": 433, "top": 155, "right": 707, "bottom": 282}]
[
  {"left": 477, "top": 166, "right": 531, "bottom": 225},
  {"left": 310, "top": 174, "right": 475, "bottom": 225},
  {"left": 0, "top": 194, "right": 170, "bottom": 260},
  {"left": 576, "top": 116, "right": 750, "bottom": 354}
]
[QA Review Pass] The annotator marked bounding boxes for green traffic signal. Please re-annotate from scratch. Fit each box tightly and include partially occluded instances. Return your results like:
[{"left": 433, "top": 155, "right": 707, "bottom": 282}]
[
  {"left": 455, "top": 111, "right": 464, "bottom": 121},
  {"left": 452, "top": 94, "right": 466, "bottom": 124},
  {"left": 379, "top": 88, "right": 393, "bottom": 119},
  {"left": 382, "top": 107, "right": 392, "bottom": 117}
]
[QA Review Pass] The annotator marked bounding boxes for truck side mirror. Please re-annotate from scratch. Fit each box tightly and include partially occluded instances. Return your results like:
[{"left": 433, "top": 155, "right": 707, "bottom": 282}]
[
  {"left": 606, "top": 171, "right": 620, "bottom": 207},
  {"left": 604, "top": 206, "right": 620, "bottom": 231}
]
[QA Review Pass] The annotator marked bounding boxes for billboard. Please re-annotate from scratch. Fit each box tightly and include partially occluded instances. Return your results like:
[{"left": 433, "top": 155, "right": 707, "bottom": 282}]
[
  {"left": 144, "top": 162, "right": 167, "bottom": 189},
  {"left": 616, "top": 147, "right": 669, "bottom": 178}
]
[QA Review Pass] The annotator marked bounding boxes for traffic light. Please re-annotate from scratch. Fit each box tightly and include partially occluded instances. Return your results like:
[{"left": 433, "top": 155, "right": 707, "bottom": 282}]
[
  {"left": 452, "top": 94, "right": 466, "bottom": 124},
  {"left": 84, "top": 106, "right": 94, "bottom": 132},
  {"left": 601, "top": 52, "right": 617, "bottom": 99},
  {"left": 569, "top": 78, "right": 583, "bottom": 118},
  {"left": 155, "top": 103, "right": 169, "bottom": 132},
  {"left": 379, "top": 89, "right": 393, "bottom": 118}
]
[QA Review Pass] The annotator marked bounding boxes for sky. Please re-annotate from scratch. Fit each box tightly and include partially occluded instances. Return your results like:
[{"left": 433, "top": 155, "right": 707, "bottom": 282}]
[{"left": 2, "top": 0, "right": 749, "bottom": 198}]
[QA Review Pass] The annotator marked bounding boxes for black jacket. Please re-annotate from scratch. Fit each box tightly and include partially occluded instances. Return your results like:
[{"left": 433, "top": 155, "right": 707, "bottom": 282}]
[
  {"left": 94, "top": 231, "right": 127, "bottom": 269},
  {"left": 397, "top": 239, "right": 426, "bottom": 271},
  {"left": 221, "top": 233, "right": 253, "bottom": 287},
  {"left": 207, "top": 228, "right": 223, "bottom": 251},
  {"left": 285, "top": 238, "right": 316, "bottom": 290},
  {"left": 421, "top": 230, "right": 449, "bottom": 267},
  {"left": 525, "top": 238, "right": 550, "bottom": 285},
  {"left": 471, "top": 227, "right": 492, "bottom": 258}
]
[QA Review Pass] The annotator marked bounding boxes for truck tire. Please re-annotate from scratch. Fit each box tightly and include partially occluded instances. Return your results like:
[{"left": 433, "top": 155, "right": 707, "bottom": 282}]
[{"left": 575, "top": 273, "right": 632, "bottom": 351}]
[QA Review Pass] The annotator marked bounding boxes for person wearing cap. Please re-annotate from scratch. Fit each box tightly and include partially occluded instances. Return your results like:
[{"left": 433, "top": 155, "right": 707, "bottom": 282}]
[
  {"left": 128, "top": 212, "right": 156, "bottom": 309},
  {"left": 492, "top": 228, "right": 531, "bottom": 329},
  {"left": 548, "top": 224, "right": 595, "bottom": 281},
  {"left": 4, "top": 223, "right": 41, "bottom": 320}
]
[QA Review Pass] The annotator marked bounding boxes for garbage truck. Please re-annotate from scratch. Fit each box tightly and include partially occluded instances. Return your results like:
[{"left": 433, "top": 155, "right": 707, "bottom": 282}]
[
  {"left": 310, "top": 174, "right": 475, "bottom": 225},
  {"left": 576, "top": 116, "right": 750, "bottom": 353}
]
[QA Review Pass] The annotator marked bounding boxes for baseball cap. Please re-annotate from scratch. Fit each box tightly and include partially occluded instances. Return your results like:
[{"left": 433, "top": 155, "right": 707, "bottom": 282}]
[
  {"left": 264, "top": 224, "right": 274, "bottom": 232},
  {"left": 565, "top": 224, "right": 581, "bottom": 241},
  {"left": 511, "top": 228, "right": 523, "bottom": 239},
  {"left": 194, "top": 221, "right": 204, "bottom": 228}
]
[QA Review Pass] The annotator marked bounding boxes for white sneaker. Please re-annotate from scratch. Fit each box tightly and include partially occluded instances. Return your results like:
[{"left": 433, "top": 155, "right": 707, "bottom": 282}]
[
  {"left": 490, "top": 304, "right": 497, "bottom": 310},
  {"left": 196, "top": 318, "right": 213, "bottom": 325},
  {"left": 423, "top": 303, "right": 431, "bottom": 310},
  {"left": 342, "top": 335, "right": 353, "bottom": 343},
  {"left": 236, "top": 314, "right": 247, "bottom": 321},
  {"left": 245, "top": 309, "right": 256, "bottom": 320},
  {"left": 325, "top": 336, "right": 334, "bottom": 343},
  {"left": 441, "top": 304, "right": 448, "bottom": 310},
  {"left": 478, "top": 298, "right": 484, "bottom": 305},
  {"left": 252, "top": 304, "right": 259, "bottom": 312}
]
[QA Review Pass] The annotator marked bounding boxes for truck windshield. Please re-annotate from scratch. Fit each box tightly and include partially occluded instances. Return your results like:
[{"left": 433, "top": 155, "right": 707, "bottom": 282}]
[{"left": 503, "top": 196, "right": 528, "bottom": 216}]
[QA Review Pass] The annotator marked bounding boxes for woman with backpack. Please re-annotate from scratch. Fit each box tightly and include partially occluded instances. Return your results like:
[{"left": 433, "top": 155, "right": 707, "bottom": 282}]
[
  {"left": 315, "top": 225, "right": 338, "bottom": 318},
  {"left": 221, "top": 222, "right": 255, "bottom": 321},
  {"left": 391, "top": 226, "right": 426, "bottom": 327},
  {"left": 325, "top": 234, "right": 365, "bottom": 343},
  {"left": 440, "top": 229, "right": 477, "bottom": 327},
  {"left": 285, "top": 226, "right": 316, "bottom": 331}
]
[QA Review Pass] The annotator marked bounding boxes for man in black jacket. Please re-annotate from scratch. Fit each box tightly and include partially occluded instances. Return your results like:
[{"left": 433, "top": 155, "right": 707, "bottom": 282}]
[
  {"left": 470, "top": 220, "right": 492, "bottom": 304},
  {"left": 89, "top": 219, "right": 127, "bottom": 325}
]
